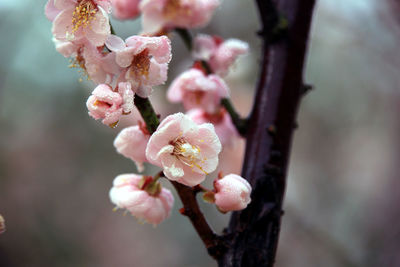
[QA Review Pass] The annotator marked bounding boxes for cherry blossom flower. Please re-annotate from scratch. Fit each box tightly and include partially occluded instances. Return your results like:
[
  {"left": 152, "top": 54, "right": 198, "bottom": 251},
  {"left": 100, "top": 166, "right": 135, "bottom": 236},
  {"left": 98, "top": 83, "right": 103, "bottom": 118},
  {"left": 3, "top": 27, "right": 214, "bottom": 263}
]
[
  {"left": 106, "top": 34, "right": 172, "bottom": 97},
  {"left": 214, "top": 174, "right": 251, "bottom": 212},
  {"left": 187, "top": 108, "right": 239, "bottom": 147},
  {"left": 111, "top": 0, "right": 141, "bottom": 20},
  {"left": 81, "top": 43, "right": 121, "bottom": 84},
  {"left": 193, "top": 34, "right": 249, "bottom": 76},
  {"left": 140, "top": 0, "right": 220, "bottom": 34},
  {"left": 109, "top": 174, "right": 174, "bottom": 225},
  {"left": 167, "top": 68, "right": 229, "bottom": 113},
  {"left": 53, "top": 38, "right": 120, "bottom": 84},
  {"left": 45, "top": 0, "right": 111, "bottom": 46},
  {"left": 86, "top": 82, "right": 134, "bottom": 127},
  {"left": 114, "top": 122, "right": 150, "bottom": 172},
  {"left": 146, "top": 113, "right": 221, "bottom": 186}
]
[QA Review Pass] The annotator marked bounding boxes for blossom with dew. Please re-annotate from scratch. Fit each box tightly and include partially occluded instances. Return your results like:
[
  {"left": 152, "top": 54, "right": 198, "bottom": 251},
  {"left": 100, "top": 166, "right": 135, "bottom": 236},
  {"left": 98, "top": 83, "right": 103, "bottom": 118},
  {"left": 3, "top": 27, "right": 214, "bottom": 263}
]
[
  {"left": 111, "top": 0, "right": 141, "bottom": 20},
  {"left": 109, "top": 174, "right": 174, "bottom": 225},
  {"left": 146, "top": 113, "right": 221, "bottom": 186},
  {"left": 105, "top": 34, "right": 172, "bottom": 97},
  {"left": 187, "top": 108, "right": 239, "bottom": 147},
  {"left": 45, "top": 0, "right": 112, "bottom": 47},
  {"left": 114, "top": 122, "right": 150, "bottom": 172},
  {"left": 193, "top": 34, "right": 249, "bottom": 76},
  {"left": 0, "top": 215, "right": 5, "bottom": 234},
  {"left": 81, "top": 43, "right": 122, "bottom": 84},
  {"left": 54, "top": 40, "right": 121, "bottom": 84},
  {"left": 167, "top": 68, "right": 229, "bottom": 113},
  {"left": 140, "top": 0, "right": 220, "bottom": 35},
  {"left": 214, "top": 174, "right": 251, "bottom": 212},
  {"left": 86, "top": 82, "right": 134, "bottom": 127}
]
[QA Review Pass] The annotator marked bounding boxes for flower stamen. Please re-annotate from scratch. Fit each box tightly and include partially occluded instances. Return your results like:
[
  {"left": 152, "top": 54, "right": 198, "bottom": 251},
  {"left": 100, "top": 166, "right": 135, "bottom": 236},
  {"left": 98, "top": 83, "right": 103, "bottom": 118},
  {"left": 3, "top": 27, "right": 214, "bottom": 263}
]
[
  {"left": 170, "top": 137, "right": 208, "bottom": 174},
  {"left": 71, "top": 0, "right": 98, "bottom": 34}
]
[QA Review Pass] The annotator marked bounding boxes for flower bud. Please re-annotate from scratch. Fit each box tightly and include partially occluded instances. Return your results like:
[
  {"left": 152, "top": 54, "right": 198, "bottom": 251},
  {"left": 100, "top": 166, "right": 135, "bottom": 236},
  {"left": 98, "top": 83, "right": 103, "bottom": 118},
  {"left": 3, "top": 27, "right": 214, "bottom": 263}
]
[{"left": 214, "top": 174, "right": 251, "bottom": 212}]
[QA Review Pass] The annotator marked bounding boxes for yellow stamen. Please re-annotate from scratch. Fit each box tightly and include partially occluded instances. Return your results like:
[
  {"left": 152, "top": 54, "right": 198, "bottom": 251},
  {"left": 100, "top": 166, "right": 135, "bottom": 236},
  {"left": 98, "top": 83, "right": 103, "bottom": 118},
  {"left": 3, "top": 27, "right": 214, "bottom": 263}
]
[
  {"left": 71, "top": 0, "right": 98, "bottom": 34},
  {"left": 129, "top": 49, "right": 151, "bottom": 79}
]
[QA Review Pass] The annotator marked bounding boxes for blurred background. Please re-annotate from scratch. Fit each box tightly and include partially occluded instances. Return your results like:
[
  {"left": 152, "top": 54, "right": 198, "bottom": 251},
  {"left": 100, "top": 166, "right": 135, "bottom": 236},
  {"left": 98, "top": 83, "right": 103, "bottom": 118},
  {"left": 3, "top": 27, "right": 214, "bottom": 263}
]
[{"left": 1, "top": 0, "right": 400, "bottom": 266}]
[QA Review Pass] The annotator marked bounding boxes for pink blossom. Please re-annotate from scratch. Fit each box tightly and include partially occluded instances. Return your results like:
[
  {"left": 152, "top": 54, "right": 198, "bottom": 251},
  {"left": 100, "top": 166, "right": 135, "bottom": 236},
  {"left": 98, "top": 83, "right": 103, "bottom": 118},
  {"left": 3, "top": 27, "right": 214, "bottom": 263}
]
[
  {"left": 140, "top": 0, "right": 220, "bottom": 34},
  {"left": 54, "top": 40, "right": 120, "bottom": 84},
  {"left": 112, "top": 0, "right": 141, "bottom": 20},
  {"left": 193, "top": 34, "right": 249, "bottom": 76},
  {"left": 146, "top": 113, "right": 221, "bottom": 186},
  {"left": 214, "top": 174, "right": 251, "bottom": 212},
  {"left": 109, "top": 174, "right": 174, "bottom": 225},
  {"left": 106, "top": 34, "right": 172, "bottom": 97},
  {"left": 86, "top": 82, "right": 134, "bottom": 127},
  {"left": 81, "top": 43, "right": 121, "bottom": 84},
  {"left": 114, "top": 122, "right": 150, "bottom": 172},
  {"left": 167, "top": 68, "right": 229, "bottom": 113},
  {"left": 187, "top": 108, "right": 239, "bottom": 147},
  {"left": 46, "top": 0, "right": 111, "bottom": 46}
]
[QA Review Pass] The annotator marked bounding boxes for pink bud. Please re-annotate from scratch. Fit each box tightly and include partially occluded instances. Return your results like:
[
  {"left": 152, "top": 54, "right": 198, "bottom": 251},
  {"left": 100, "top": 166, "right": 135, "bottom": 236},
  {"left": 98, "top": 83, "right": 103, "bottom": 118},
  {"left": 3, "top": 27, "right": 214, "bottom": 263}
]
[
  {"left": 146, "top": 113, "right": 222, "bottom": 186},
  {"left": 109, "top": 174, "right": 174, "bottom": 225},
  {"left": 86, "top": 83, "right": 134, "bottom": 127},
  {"left": 114, "top": 123, "right": 150, "bottom": 172},
  {"left": 214, "top": 174, "right": 251, "bottom": 212}
]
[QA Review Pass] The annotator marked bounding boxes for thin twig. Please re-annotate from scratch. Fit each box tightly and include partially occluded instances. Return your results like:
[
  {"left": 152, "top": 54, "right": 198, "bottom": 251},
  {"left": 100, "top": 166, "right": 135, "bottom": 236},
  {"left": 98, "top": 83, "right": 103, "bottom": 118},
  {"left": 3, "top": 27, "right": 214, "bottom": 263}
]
[
  {"left": 171, "top": 181, "right": 226, "bottom": 259},
  {"left": 134, "top": 95, "right": 160, "bottom": 133},
  {"left": 221, "top": 98, "right": 248, "bottom": 136}
]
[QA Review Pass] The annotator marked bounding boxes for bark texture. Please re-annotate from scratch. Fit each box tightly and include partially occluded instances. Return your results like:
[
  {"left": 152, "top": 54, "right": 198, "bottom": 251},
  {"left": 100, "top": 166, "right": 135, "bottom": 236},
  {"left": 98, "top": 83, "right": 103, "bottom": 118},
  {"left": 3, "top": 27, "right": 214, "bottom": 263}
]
[{"left": 218, "top": 0, "right": 316, "bottom": 266}]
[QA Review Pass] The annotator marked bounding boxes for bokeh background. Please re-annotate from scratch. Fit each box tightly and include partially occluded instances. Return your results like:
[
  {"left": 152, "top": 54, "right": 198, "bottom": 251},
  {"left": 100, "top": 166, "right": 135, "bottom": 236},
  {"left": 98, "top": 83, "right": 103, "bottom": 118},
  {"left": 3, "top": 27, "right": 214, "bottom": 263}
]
[{"left": 1, "top": 0, "right": 400, "bottom": 266}]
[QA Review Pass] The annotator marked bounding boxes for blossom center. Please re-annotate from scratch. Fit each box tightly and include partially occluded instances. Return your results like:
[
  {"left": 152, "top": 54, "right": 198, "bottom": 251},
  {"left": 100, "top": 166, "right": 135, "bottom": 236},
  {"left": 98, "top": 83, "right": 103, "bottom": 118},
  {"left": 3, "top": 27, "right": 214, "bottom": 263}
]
[
  {"left": 163, "top": 0, "right": 191, "bottom": 19},
  {"left": 170, "top": 137, "right": 208, "bottom": 174},
  {"left": 186, "top": 90, "right": 206, "bottom": 105},
  {"left": 93, "top": 100, "right": 112, "bottom": 109},
  {"left": 71, "top": 0, "right": 98, "bottom": 33},
  {"left": 129, "top": 49, "right": 151, "bottom": 79}
]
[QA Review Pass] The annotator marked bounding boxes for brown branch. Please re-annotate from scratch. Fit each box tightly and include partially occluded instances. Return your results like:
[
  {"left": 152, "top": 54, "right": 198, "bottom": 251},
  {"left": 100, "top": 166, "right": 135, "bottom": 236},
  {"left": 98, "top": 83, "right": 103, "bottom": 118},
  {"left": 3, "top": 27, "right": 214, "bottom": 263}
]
[
  {"left": 218, "top": 0, "right": 316, "bottom": 266},
  {"left": 171, "top": 181, "right": 226, "bottom": 259}
]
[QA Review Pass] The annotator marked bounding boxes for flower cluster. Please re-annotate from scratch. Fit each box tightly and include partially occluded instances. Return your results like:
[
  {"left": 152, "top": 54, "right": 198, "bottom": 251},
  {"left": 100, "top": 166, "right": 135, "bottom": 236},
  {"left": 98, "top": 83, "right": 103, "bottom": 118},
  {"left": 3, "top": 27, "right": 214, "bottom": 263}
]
[
  {"left": 46, "top": 0, "right": 251, "bottom": 225},
  {"left": 168, "top": 34, "right": 248, "bottom": 146}
]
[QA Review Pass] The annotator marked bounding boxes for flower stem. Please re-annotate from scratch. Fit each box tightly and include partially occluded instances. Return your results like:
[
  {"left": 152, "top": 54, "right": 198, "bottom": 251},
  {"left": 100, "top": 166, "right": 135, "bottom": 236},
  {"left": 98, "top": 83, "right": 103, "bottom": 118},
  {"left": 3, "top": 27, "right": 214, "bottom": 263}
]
[
  {"left": 133, "top": 95, "right": 160, "bottom": 134},
  {"left": 174, "top": 28, "right": 193, "bottom": 50},
  {"left": 221, "top": 98, "right": 248, "bottom": 136}
]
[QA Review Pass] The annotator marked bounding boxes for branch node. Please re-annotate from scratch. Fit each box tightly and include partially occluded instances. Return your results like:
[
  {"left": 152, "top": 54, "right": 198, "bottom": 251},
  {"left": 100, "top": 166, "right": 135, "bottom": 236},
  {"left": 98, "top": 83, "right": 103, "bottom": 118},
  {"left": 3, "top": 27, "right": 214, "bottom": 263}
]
[{"left": 301, "top": 83, "right": 314, "bottom": 96}]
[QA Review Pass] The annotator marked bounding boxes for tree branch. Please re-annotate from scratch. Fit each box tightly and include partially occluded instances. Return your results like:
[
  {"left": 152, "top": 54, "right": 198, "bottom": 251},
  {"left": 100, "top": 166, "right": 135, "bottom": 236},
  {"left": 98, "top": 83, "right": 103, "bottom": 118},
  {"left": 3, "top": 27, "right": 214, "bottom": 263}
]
[
  {"left": 171, "top": 181, "right": 226, "bottom": 259},
  {"left": 218, "top": 0, "right": 316, "bottom": 266}
]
